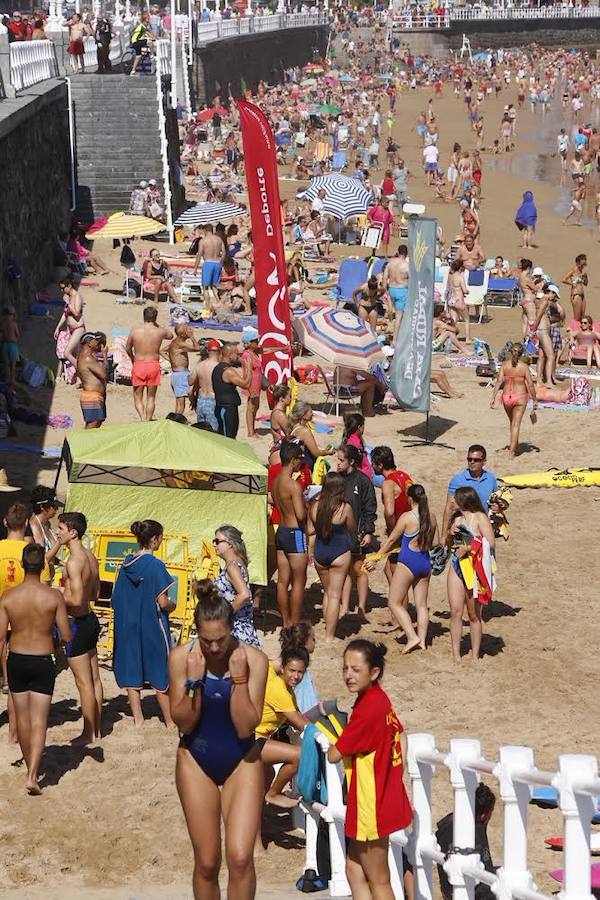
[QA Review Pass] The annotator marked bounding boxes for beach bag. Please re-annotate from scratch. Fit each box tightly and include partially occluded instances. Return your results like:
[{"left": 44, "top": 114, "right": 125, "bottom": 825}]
[
  {"left": 429, "top": 545, "right": 449, "bottom": 576},
  {"left": 21, "top": 361, "right": 47, "bottom": 388},
  {"left": 148, "top": 201, "right": 163, "bottom": 219},
  {"left": 120, "top": 244, "right": 136, "bottom": 268}
]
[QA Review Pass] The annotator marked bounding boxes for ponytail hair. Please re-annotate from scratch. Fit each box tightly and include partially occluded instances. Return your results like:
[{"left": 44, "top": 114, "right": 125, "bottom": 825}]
[
  {"left": 508, "top": 341, "right": 525, "bottom": 368},
  {"left": 407, "top": 483, "right": 435, "bottom": 551},
  {"left": 342, "top": 412, "right": 365, "bottom": 445},
  {"left": 194, "top": 579, "right": 234, "bottom": 630},
  {"left": 130, "top": 519, "right": 163, "bottom": 548},
  {"left": 344, "top": 639, "right": 387, "bottom": 680}
]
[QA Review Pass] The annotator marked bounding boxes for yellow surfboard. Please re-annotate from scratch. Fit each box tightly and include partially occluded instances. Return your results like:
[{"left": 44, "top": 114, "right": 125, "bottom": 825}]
[{"left": 501, "top": 468, "right": 600, "bottom": 489}]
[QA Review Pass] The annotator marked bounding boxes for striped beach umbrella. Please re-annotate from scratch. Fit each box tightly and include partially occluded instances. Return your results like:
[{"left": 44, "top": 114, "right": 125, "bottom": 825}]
[
  {"left": 293, "top": 306, "right": 384, "bottom": 372},
  {"left": 175, "top": 202, "right": 245, "bottom": 227},
  {"left": 297, "top": 174, "right": 372, "bottom": 220},
  {"left": 85, "top": 213, "right": 165, "bottom": 239}
]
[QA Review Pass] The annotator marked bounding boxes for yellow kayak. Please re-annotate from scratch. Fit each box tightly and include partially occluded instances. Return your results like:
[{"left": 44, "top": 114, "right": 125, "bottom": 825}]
[{"left": 501, "top": 468, "right": 600, "bottom": 488}]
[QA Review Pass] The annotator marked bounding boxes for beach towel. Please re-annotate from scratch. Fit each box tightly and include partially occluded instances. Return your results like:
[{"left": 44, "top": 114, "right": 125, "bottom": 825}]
[
  {"left": 459, "top": 535, "right": 496, "bottom": 604},
  {"left": 514, "top": 190, "right": 537, "bottom": 228},
  {"left": 297, "top": 723, "right": 328, "bottom": 804}
]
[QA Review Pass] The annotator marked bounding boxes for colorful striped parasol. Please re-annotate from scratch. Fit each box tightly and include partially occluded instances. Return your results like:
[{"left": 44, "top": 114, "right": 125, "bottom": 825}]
[
  {"left": 293, "top": 306, "right": 383, "bottom": 372},
  {"left": 85, "top": 212, "right": 165, "bottom": 240}
]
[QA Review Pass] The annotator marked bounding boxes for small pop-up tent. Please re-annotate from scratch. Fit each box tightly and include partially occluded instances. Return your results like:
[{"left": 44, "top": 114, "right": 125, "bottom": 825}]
[{"left": 58, "top": 420, "right": 268, "bottom": 583}]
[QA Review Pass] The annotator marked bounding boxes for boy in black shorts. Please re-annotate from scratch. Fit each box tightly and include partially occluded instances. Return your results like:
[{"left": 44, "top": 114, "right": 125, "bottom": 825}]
[{"left": 0, "top": 544, "right": 71, "bottom": 794}]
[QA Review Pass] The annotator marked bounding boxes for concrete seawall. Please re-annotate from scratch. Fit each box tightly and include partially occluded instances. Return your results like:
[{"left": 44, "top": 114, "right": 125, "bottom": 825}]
[{"left": 192, "top": 24, "right": 330, "bottom": 105}]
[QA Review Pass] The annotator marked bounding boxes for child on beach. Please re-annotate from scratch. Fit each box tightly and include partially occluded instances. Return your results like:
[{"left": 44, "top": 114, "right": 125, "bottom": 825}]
[{"left": 0, "top": 307, "right": 20, "bottom": 384}]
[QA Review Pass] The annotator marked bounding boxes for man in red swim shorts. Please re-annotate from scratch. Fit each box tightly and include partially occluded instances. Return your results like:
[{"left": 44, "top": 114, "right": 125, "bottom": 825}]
[{"left": 125, "top": 307, "right": 173, "bottom": 420}]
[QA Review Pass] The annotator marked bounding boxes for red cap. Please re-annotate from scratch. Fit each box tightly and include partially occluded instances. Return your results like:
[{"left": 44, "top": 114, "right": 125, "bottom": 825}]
[{"left": 206, "top": 338, "right": 222, "bottom": 351}]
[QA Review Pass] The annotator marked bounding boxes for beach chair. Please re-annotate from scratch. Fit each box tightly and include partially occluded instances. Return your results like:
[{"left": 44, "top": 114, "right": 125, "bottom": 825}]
[
  {"left": 466, "top": 268, "right": 489, "bottom": 323},
  {"left": 331, "top": 149, "right": 347, "bottom": 171},
  {"left": 486, "top": 276, "right": 519, "bottom": 308},
  {"left": 318, "top": 365, "right": 359, "bottom": 417},
  {"left": 332, "top": 257, "right": 368, "bottom": 307},
  {"left": 314, "top": 142, "right": 332, "bottom": 164},
  {"left": 368, "top": 256, "right": 386, "bottom": 279}
]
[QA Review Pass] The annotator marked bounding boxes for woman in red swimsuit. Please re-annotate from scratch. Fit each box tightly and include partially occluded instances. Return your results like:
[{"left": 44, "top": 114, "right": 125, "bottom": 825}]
[{"left": 490, "top": 343, "right": 537, "bottom": 457}]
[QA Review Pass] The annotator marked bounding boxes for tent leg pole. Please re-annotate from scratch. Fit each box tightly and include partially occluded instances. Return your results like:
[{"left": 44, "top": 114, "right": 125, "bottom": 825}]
[{"left": 425, "top": 412, "right": 430, "bottom": 445}]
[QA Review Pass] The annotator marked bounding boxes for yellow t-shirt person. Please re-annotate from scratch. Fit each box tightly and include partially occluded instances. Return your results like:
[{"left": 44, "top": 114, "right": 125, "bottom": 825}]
[
  {"left": 0, "top": 540, "right": 51, "bottom": 595},
  {"left": 255, "top": 663, "right": 298, "bottom": 740}
]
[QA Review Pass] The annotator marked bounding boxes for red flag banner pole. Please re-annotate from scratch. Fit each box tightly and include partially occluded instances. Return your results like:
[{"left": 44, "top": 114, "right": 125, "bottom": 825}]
[{"left": 237, "top": 99, "right": 293, "bottom": 386}]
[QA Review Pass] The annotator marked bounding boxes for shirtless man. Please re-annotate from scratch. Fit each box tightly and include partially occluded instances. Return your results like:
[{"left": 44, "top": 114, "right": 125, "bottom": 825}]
[
  {"left": 193, "top": 223, "right": 225, "bottom": 308},
  {"left": 271, "top": 440, "right": 308, "bottom": 628},
  {"left": 125, "top": 306, "right": 173, "bottom": 421},
  {"left": 76, "top": 332, "right": 108, "bottom": 429},
  {"left": 188, "top": 337, "right": 221, "bottom": 430},
  {"left": 0, "top": 543, "right": 71, "bottom": 794},
  {"left": 455, "top": 234, "right": 485, "bottom": 270},
  {"left": 166, "top": 324, "right": 200, "bottom": 416},
  {"left": 383, "top": 244, "right": 410, "bottom": 341},
  {"left": 56, "top": 512, "right": 103, "bottom": 745}
]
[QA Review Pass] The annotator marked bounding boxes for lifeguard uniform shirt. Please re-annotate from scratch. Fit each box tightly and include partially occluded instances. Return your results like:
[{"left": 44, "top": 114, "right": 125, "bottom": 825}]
[
  {"left": 0, "top": 539, "right": 50, "bottom": 593},
  {"left": 335, "top": 682, "right": 412, "bottom": 841},
  {"left": 385, "top": 470, "right": 413, "bottom": 521}
]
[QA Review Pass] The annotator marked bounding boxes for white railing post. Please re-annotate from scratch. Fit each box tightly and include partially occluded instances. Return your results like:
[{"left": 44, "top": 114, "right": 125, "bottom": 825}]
[
  {"left": 559, "top": 754, "right": 597, "bottom": 900},
  {"left": 448, "top": 739, "right": 481, "bottom": 900},
  {"left": 495, "top": 746, "right": 536, "bottom": 900},
  {"left": 408, "top": 733, "right": 443, "bottom": 900},
  {"left": 321, "top": 751, "right": 351, "bottom": 896},
  {"left": 113, "top": 0, "right": 123, "bottom": 27}
]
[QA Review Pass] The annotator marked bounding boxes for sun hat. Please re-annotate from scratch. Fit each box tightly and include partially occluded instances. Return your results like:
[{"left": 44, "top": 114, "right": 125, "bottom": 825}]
[
  {"left": 148, "top": 179, "right": 157, "bottom": 186},
  {"left": 547, "top": 283, "right": 560, "bottom": 297},
  {"left": 0, "top": 469, "right": 19, "bottom": 492},
  {"left": 139, "top": 180, "right": 148, "bottom": 188},
  {"left": 242, "top": 328, "right": 259, "bottom": 344}
]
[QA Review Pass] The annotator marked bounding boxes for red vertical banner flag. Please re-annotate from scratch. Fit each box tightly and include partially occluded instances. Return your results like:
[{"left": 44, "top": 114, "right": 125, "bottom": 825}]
[{"left": 237, "top": 100, "right": 293, "bottom": 386}]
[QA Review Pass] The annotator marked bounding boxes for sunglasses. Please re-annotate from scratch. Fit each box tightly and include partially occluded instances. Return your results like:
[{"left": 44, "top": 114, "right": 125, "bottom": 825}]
[
  {"left": 467, "top": 456, "right": 485, "bottom": 462},
  {"left": 213, "top": 538, "right": 228, "bottom": 546}
]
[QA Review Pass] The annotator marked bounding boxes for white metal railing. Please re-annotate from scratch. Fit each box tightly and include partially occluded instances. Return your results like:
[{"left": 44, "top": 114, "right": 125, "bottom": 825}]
[
  {"left": 450, "top": 4, "right": 600, "bottom": 19},
  {"left": 156, "top": 37, "right": 171, "bottom": 77},
  {"left": 299, "top": 731, "right": 600, "bottom": 900},
  {"left": 81, "top": 34, "right": 122, "bottom": 71},
  {"left": 194, "top": 10, "right": 328, "bottom": 46},
  {"left": 9, "top": 40, "right": 59, "bottom": 91},
  {"left": 182, "top": 38, "right": 191, "bottom": 113}
]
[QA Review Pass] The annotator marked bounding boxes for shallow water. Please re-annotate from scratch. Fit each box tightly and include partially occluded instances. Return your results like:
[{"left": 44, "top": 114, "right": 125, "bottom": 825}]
[{"left": 485, "top": 97, "right": 600, "bottom": 225}]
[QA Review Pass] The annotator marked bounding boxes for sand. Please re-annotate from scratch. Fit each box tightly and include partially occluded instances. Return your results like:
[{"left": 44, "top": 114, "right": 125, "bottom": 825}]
[{"left": 1, "top": 49, "right": 600, "bottom": 899}]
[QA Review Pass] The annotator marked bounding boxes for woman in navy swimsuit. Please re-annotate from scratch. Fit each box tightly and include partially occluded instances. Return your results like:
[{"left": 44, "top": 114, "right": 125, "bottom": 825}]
[
  {"left": 309, "top": 472, "right": 356, "bottom": 642},
  {"left": 373, "top": 484, "right": 439, "bottom": 654},
  {"left": 169, "top": 580, "right": 268, "bottom": 900}
]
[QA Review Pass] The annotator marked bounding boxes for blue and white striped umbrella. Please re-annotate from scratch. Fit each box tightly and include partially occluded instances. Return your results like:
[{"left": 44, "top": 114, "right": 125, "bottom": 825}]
[
  {"left": 175, "top": 202, "right": 245, "bottom": 226},
  {"left": 297, "top": 174, "right": 372, "bottom": 221}
]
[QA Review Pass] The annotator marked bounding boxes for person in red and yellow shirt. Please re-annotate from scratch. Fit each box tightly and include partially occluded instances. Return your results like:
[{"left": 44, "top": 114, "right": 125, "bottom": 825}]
[{"left": 328, "top": 639, "right": 412, "bottom": 899}]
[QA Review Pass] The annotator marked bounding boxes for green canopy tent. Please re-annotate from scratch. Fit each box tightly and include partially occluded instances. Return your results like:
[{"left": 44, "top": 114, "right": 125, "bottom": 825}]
[{"left": 58, "top": 420, "right": 268, "bottom": 583}]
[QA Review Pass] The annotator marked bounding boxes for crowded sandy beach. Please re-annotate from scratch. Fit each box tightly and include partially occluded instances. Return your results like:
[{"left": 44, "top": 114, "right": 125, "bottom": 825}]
[{"left": 1, "top": 9, "right": 600, "bottom": 900}]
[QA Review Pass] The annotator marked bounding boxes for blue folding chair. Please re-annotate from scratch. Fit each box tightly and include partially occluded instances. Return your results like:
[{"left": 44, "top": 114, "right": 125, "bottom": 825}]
[
  {"left": 332, "top": 257, "right": 369, "bottom": 308},
  {"left": 368, "top": 257, "right": 386, "bottom": 279}
]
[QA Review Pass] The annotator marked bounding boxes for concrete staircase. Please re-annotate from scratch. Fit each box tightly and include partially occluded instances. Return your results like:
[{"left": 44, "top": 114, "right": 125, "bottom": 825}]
[{"left": 70, "top": 74, "right": 165, "bottom": 222}]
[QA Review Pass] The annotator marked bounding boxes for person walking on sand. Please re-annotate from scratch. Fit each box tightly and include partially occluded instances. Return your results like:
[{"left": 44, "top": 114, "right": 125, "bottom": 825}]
[
  {"left": 491, "top": 343, "right": 537, "bottom": 457},
  {"left": 370, "top": 446, "right": 413, "bottom": 586},
  {"left": 189, "top": 338, "right": 221, "bottom": 430},
  {"left": 368, "top": 484, "right": 439, "bottom": 653},
  {"left": 193, "top": 223, "right": 225, "bottom": 309},
  {"left": 309, "top": 472, "right": 356, "bottom": 642},
  {"left": 167, "top": 324, "right": 201, "bottom": 417},
  {"left": 514, "top": 191, "right": 537, "bottom": 249},
  {"left": 563, "top": 178, "right": 586, "bottom": 227},
  {"left": 272, "top": 440, "right": 308, "bottom": 628},
  {"left": 111, "top": 520, "right": 176, "bottom": 729},
  {"left": 125, "top": 306, "right": 173, "bottom": 421},
  {"left": 76, "top": 332, "right": 108, "bottom": 429},
  {"left": 446, "top": 487, "right": 496, "bottom": 663},
  {"left": 383, "top": 244, "right": 409, "bottom": 342},
  {"left": 0, "top": 544, "right": 71, "bottom": 795},
  {"left": 169, "top": 582, "right": 268, "bottom": 899},
  {"left": 56, "top": 512, "right": 103, "bottom": 745}
]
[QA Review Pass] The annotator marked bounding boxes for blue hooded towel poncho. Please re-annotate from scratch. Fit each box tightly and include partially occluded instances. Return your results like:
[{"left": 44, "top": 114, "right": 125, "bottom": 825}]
[
  {"left": 112, "top": 552, "right": 174, "bottom": 692},
  {"left": 515, "top": 191, "right": 537, "bottom": 229}
]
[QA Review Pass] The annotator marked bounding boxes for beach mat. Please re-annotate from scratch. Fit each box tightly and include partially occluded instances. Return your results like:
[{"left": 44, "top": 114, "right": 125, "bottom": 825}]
[
  {"left": 532, "top": 786, "right": 600, "bottom": 822},
  {"left": 550, "top": 863, "right": 600, "bottom": 887}
]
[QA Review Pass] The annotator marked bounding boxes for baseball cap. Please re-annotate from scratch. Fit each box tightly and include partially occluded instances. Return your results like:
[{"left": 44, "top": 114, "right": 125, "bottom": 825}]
[
  {"left": 532, "top": 266, "right": 544, "bottom": 277},
  {"left": 80, "top": 331, "right": 97, "bottom": 344},
  {"left": 148, "top": 179, "right": 157, "bottom": 186},
  {"left": 242, "top": 328, "right": 259, "bottom": 344},
  {"left": 206, "top": 338, "right": 222, "bottom": 351}
]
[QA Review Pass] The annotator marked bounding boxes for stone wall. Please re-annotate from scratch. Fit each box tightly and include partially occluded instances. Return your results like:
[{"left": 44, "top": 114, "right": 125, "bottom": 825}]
[
  {"left": 0, "top": 78, "right": 71, "bottom": 314},
  {"left": 447, "top": 16, "right": 600, "bottom": 49},
  {"left": 192, "top": 24, "right": 330, "bottom": 105}
]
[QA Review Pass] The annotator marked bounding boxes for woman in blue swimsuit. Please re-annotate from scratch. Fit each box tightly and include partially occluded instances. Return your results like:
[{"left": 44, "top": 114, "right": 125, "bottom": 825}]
[
  {"left": 169, "top": 580, "right": 268, "bottom": 899},
  {"left": 309, "top": 472, "right": 356, "bottom": 642},
  {"left": 373, "top": 484, "right": 439, "bottom": 654}
]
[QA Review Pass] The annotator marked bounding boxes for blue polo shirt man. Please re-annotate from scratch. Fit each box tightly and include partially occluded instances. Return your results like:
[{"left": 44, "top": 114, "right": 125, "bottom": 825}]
[{"left": 443, "top": 444, "right": 498, "bottom": 533}]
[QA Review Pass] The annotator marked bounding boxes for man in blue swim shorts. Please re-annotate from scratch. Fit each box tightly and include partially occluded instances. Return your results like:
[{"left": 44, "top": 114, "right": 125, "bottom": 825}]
[
  {"left": 383, "top": 245, "right": 410, "bottom": 341},
  {"left": 193, "top": 223, "right": 225, "bottom": 308},
  {"left": 271, "top": 441, "right": 308, "bottom": 627},
  {"left": 167, "top": 324, "right": 201, "bottom": 415}
]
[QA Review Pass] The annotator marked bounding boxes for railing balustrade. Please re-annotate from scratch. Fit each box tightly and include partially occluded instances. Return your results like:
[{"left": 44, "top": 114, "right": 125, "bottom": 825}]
[{"left": 9, "top": 39, "right": 59, "bottom": 92}]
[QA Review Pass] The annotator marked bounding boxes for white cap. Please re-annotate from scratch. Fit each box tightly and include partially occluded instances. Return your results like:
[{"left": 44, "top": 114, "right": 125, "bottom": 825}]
[
  {"left": 532, "top": 266, "right": 544, "bottom": 276},
  {"left": 148, "top": 179, "right": 157, "bottom": 186},
  {"left": 547, "top": 283, "right": 560, "bottom": 296},
  {"left": 139, "top": 180, "right": 148, "bottom": 188}
]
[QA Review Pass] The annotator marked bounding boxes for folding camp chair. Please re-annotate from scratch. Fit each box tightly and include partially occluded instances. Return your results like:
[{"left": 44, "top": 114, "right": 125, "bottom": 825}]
[
  {"left": 318, "top": 366, "right": 359, "bottom": 418},
  {"left": 332, "top": 257, "right": 369, "bottom": 308},
  {"left": 486, "top": 276, "right": 519, "bottom": 308},
  {"left": 332, "top": 150, "right": 347, "bottom": 171},
  {"left": 466, "top": 268, "right": 490, "bottom": 323},
  {"left": 368, "top": 256, "right": 386, "bottom": 279}
]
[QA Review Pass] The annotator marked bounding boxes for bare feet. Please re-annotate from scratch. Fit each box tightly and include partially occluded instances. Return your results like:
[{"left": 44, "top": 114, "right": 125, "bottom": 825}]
[
  {"left": 401, "top": 637, "right": 423, "bottom": 655},
  {"left": 265, "top": 792, "right": 300, "bottom": 809},
  {"left": 70, "top": 733, "right": 94, "bottom": 747},
  {"left": 26, "top": 778, "right": 42, "bottom": 796}
]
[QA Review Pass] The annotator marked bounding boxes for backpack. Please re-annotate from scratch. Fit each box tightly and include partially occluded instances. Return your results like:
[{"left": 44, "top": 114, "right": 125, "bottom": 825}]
[
  {"left": 120, "top": 244, "right": 136, "bottom": 268},
  {"left": 21, "top": 361, "right": 47, "bottom": 388}
]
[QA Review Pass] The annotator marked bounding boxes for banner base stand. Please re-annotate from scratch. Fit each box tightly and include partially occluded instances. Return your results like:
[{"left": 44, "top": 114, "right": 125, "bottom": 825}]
[{"left": 401, "top": 413, "right": 455, "bottom": 450}]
